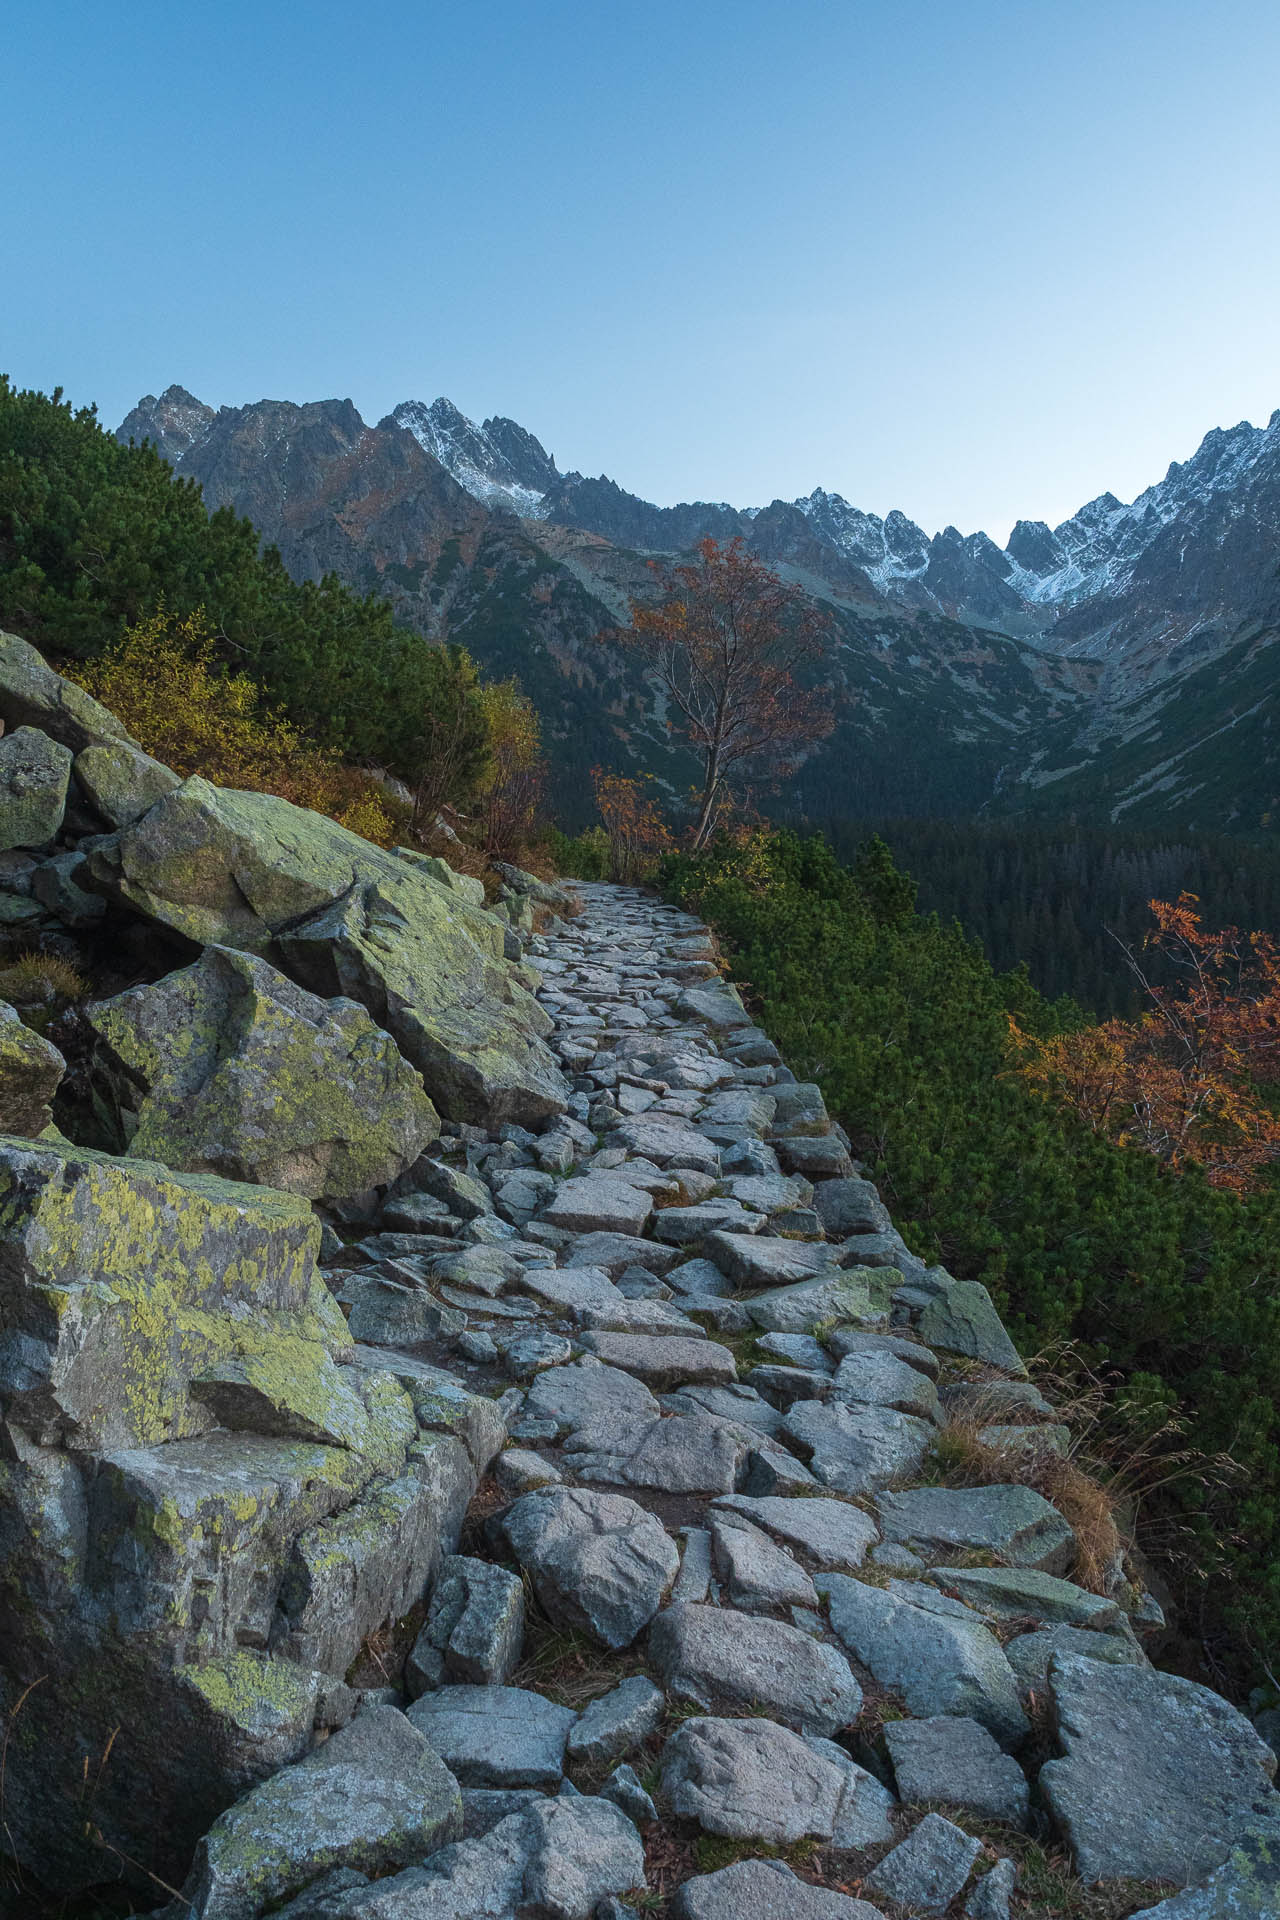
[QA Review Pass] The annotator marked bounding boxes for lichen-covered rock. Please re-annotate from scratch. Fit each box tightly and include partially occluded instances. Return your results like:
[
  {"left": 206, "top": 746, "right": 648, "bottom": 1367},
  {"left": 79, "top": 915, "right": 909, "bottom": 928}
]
[
  {"left": 1129, "top": 1828, "right": 1280, "bottom": 1916},
  {"left": 0, "top": 630, "right": 134, "bottom": 751},
  {"left": 171, "top": 1706, "right": 462, "bottom": 1920},
  {"left": 391, "top": 846, "right": 486, "bottom": 907},
  {"left": 0, "top": 1134, "right": 339, "bottom": 1449},
  {"left": 82, "top": 775, "right": 567, "bottom": 1126},
  {"left": 75, "top": 735, "right": 181, "bottom": 827},
  {"left": 0, "top": 999, "right": 64, "bottom": 1134},
  {"left": 275, "top": 1432, "right": 475, "bottom": 1676},
  {"left": 87, "top": 945, "right": 439, "bottom": 1200},
  {"left": 0, "top": 724, "right": 73, "bottom": 848}
]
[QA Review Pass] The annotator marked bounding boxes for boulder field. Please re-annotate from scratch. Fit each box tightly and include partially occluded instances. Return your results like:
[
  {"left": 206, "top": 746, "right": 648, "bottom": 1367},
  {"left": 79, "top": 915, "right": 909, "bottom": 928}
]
[{"left": 0, "top": 635, "right": 1277, "bottom": 1918}]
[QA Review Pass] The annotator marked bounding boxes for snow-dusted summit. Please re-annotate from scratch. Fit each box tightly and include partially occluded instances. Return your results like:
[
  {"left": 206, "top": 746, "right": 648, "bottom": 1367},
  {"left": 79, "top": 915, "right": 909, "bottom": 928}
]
[{"left": 391, "top": 398, "right": 559, "bottom": 517}]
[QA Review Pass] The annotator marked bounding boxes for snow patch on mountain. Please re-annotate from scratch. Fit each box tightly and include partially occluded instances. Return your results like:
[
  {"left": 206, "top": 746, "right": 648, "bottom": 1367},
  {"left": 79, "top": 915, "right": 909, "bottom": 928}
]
[{"left": 392, "top": 398, "right": 558, "bottom": 518}]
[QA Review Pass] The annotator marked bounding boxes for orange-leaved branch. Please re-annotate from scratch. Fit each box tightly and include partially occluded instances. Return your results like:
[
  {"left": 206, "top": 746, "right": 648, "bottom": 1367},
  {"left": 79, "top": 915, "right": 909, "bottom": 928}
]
[{"left": 1010, "top": 892, "right": 1280, "bottom": 1192}]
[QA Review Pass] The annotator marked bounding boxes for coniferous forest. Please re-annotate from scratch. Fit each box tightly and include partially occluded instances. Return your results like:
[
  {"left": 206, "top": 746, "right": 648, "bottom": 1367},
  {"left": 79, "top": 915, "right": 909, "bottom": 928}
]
[{"left": 820, "top": 818, "right": 1280, "bottom": 1017}]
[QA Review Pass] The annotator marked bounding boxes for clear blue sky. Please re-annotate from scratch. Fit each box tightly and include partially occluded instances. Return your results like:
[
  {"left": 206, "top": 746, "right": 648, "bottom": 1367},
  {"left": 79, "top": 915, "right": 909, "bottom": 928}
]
[{"left": 3, "top": 0, "right": 1278, "bottom": 541}]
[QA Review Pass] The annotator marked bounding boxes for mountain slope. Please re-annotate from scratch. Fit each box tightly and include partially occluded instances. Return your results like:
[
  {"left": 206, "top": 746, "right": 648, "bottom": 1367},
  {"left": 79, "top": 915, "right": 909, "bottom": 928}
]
[{"left": 116, "top": 385, "right": 1280, "bottom": 831}]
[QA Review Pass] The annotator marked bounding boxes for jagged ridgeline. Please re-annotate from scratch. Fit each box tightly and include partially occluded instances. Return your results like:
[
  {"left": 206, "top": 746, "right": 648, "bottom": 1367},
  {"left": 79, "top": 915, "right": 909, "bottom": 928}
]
[
  {"left": 115, "top": 380, "right": 1280, "bottom": 833},
  {"left": 0, "top": 644, "right": 1277, "bottom": 1917}
]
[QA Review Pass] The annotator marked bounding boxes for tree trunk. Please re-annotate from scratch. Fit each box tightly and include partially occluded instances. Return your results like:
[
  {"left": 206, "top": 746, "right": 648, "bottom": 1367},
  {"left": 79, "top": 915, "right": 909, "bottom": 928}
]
[{"left": 691, "top": 750, "right": 721, "bottom": 849}]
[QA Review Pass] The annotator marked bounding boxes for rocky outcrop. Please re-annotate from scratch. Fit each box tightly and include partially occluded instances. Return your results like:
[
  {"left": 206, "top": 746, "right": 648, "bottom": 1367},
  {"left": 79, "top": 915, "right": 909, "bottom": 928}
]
[
  {"left": 81, "top": 774, "right": 566, "bottom": 1125},
  {"left": 85, "top": 945, "right": 439, "bottom": 1200},
  {"left": 0, "top": 631, "right": 134, "bottom": 753},
  {"left": 0, "top": 728, "right": 72, "bottom": 849},
  {"left": 0, "top": 1133, "right": 498, "bottom": 1898},
  {"left": 3, "top": 844, "right": 1277, "bottom": 1918}
]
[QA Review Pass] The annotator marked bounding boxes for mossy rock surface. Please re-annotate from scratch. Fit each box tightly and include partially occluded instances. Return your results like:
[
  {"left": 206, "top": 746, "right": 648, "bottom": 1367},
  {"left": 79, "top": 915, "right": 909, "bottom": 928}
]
[
  {"left": 74, "top": 735, "right": 180, "bottom": 827},
  {"left": 0, "top": 629, "right": 134, "bottom": 752},
  {"left": 87, "top": 943, "right": 439, "bottom": 1200},
  {"left": 0, "top": 999, "right": 64, "bottom": 1134},
  {"left": 0, "top": 1132, "right": 338, "bottom": 1449},
  {"left": 84, "top": 776, "right": 568, "bottom": 1126}
]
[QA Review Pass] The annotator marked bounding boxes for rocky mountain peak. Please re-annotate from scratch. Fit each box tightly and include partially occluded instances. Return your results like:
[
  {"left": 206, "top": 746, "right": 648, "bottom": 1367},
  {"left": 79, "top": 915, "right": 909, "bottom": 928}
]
[
  {"left": 116, "top": 383, "right": 215, "bottom": 464},
  {"left": 390, "top": 397, "right": 558, "bottom": 515}
]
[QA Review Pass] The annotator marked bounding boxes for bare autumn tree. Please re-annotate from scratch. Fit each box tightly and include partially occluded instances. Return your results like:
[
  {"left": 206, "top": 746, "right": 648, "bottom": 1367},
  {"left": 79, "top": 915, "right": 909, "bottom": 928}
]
[{"left": 616, "top": 537, "right": 835, "bottom": 847}]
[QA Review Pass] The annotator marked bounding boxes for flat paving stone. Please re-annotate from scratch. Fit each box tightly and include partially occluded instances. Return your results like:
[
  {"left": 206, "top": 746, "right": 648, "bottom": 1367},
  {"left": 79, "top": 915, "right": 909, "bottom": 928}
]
[
  {"left": 669, "top": 1383, "right": 786, "bottom": 1437},
  {"left": 406, "top": 1685, "right": 577, "bottom": 1788},
  {"left": 1004, "top": 1622, "right": 1149, "bottom": 1685},
  {"left": 710, "top": 1517, "right": 818, "bottom": 1612},
  {"left": 565, "top": 1231, "right": 682, "bottom": 1275},
  {"left": 821, "top": 1572, "right": 1029, "bottom": 1748},
  {"left": 743, "top": 1269, "right": 880, "bottom": 1334},
  {"left": 885, "top": 1714, "right": 1031, "bottom": 1827},
  {"left": 496, "top": 1485, "right": 678, "bottom": 1648},
  {"left": 521, "top": 1361, "right": 659, "bottom": 1449},
  {"left": 615, "top": 1118, "right": 722, "bottom": 1175},
  {"left": 661, "top": 1714, "right": 864, "bottom": 1844},
  {"left": 541, "top": 1175, "right": 655, "bottom": 1237},
  {"left": 648, "top": 1601, "right": 863, "bottom": 1737},
  {"left": 568, "top": 1675, "right": 665, "bottom": 1766},
  {"left": 1040, "top": 1653, "right": 1280, "bottom": 1886},
  {"left": 784, "top": 1399, "right": 934, "bottom": 1494},
  {"left": 711, "top": 1494, "right": 880, "bottom": 1570},
  {"left": 833, "top": 1349, "right": 942, "bottom": 1423},
  {"left": 876, "top": 1484, "right": 1077, "bottom": 1574},
  {"left": 929, "top": 1564, "right": 1122, "bottom": 1629},
  {"left": 703, "top": 1231, "right": 837, "bottom": 1291},
  {"left": 576, "top": 1413, "right": 749, "bottom": 1494},
  {"left": 865, "top": 1811, "right": 983, "bottom": 1915},
  {"left": 672, "top": 1859, "right": 882, "bottom": 1920},
  {"left": 578, "top": 1332, "right": 736, "bottom": 1389}
]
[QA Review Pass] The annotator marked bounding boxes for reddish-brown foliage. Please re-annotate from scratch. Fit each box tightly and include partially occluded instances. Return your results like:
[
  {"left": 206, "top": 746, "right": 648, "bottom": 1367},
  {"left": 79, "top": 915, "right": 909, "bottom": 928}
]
[
  {"left": 615, "top": 537, "right": 834, "bottom": 847},
  {"left": 591, "top": 768, "right": 673, "bottom": 882},
  {"left": 1011, "top": 892, "right": 1280, "bottom": 1191}
]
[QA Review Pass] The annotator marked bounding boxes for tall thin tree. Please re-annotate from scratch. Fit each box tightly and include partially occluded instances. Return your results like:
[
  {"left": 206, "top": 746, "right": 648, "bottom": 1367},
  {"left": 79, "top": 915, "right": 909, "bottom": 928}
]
[{"left": 615, "top": 537, "right": 835, "bottom": 846}]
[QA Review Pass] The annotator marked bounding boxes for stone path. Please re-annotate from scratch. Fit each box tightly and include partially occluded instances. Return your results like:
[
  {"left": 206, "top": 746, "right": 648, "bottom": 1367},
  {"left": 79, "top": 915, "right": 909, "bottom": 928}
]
[{"left": 172, "top": 882, "right": 1280, "bottom": 1920}]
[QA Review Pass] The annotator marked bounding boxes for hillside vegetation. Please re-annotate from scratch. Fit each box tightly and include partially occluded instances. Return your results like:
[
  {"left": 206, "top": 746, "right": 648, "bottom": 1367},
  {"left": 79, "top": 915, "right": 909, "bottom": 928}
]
[
  {"left": 822, "top": 818, "right": 1280, "bottom": 1016},
  {"left": 660, "top": 830, "right": 1280, "bottom": 1675},
  {"left": 0, "top": 378, "right": 485, "bottom": 796}
]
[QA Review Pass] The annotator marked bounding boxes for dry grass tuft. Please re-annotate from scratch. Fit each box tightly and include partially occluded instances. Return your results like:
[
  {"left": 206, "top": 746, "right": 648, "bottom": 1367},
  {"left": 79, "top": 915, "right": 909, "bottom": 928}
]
[
  {"left": 929, "top": 1348, "right": 1234, "bottom": 1597},
  {"left": 508, "top": 1611, "right": 645, "bottom": 1711},
  {"left": 0, "top": 950, "right": 87, "bottom": 1007}
]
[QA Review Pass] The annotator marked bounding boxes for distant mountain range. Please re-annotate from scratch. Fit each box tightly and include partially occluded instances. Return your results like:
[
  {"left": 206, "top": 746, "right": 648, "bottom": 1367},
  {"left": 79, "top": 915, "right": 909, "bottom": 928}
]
[{"left": 117, "top": 386, "right": 1280, "bottom": 831}]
